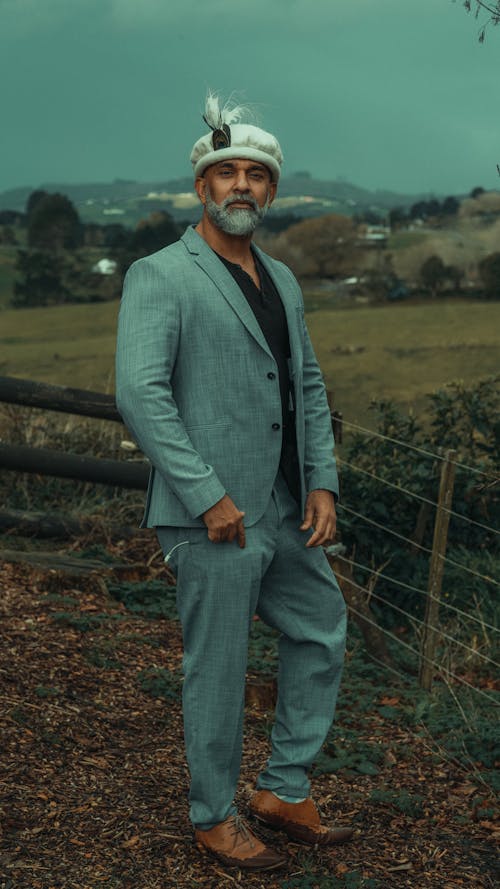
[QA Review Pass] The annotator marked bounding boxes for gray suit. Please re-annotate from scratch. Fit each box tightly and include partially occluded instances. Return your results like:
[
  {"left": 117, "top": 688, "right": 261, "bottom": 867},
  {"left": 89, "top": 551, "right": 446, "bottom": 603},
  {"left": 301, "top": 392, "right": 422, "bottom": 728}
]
[
  {"left": 115, "top": 226, "right": 346, "bottom": 829},
  {"left": 115, "top": 225, "right": 338, "bottom": 527}
]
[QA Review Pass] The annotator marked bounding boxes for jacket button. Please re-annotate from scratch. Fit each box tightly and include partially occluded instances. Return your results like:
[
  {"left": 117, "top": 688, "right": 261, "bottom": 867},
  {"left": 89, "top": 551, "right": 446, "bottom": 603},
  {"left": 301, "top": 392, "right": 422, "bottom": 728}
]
[
  {"left": 272, "top": 423, "right": 281, "bottom": 430},
  {"left": 267, "top": 372, "right": 276, "bottom": 379}
]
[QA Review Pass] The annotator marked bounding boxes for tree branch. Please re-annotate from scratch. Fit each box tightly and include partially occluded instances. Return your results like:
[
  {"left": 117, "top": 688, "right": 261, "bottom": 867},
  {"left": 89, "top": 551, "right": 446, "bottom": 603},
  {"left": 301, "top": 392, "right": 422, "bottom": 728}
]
[{"left": 460, "top": 0, "right": 500, "bottom": 42}]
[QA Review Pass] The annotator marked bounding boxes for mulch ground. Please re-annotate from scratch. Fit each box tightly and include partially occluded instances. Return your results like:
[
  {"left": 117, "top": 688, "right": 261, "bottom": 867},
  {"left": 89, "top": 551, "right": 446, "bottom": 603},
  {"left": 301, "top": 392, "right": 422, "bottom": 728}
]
[{"left": 0, "top": 532, "right": 498, "bottom": 889}]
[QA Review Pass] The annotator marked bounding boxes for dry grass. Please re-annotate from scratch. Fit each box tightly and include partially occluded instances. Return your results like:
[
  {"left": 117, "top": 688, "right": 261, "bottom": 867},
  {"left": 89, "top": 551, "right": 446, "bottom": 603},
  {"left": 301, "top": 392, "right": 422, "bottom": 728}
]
[{"left": 2, "top": 297, "right": 500, "bottom": 430}]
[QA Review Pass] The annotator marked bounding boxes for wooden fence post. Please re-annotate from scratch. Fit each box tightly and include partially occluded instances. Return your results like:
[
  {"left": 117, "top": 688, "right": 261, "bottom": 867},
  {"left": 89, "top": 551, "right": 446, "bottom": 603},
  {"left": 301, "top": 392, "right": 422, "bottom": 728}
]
[{"left": 419, "top": 449, "right": 457, "bottom": 691}]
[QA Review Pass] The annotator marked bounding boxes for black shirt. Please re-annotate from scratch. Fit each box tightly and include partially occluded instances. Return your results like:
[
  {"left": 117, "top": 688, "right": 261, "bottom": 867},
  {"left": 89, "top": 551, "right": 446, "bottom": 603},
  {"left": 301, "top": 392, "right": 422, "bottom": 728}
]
[{"left": 215, "top": 248, "right": 301, "bottom": 502}]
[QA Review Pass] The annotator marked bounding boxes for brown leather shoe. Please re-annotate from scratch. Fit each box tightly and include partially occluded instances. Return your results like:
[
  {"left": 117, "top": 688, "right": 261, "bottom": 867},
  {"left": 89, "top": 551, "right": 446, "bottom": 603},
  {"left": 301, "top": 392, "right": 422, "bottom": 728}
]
[
  {"left": 248, "top": 790, "right": 354, "bottom": 846},
  {"left": 194, "top": 813, "right": 287, "bottom": 870}
]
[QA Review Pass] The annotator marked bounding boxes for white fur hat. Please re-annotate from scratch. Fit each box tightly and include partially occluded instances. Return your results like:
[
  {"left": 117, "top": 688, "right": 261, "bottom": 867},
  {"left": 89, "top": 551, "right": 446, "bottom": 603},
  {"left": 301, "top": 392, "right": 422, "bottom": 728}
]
[{"left": 190, "top": 93, "right": 283, "bottom": 183}]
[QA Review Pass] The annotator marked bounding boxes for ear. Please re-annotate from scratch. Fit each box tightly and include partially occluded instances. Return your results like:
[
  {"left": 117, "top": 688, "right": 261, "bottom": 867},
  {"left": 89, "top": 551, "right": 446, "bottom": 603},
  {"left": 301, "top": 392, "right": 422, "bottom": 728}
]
[
  {"left": 267, "top": 181, "right": 277, "bottom": 207},
  {"left": 194, "top": 176, "right": 207, "bottom": 205}
]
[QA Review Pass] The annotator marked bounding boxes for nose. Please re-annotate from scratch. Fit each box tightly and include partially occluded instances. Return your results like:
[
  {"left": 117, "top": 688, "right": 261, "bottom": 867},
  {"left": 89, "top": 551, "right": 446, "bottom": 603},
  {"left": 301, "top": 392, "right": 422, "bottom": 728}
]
[{"left": 233, "top": 170, "right": 250, "bottom": 192}]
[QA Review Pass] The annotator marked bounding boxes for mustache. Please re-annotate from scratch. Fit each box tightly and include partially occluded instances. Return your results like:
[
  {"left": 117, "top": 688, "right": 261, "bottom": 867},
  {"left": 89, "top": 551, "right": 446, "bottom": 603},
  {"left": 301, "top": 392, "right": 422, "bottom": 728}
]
[{"left": 222, "top": 194, "right": 259, "bottom": 212}]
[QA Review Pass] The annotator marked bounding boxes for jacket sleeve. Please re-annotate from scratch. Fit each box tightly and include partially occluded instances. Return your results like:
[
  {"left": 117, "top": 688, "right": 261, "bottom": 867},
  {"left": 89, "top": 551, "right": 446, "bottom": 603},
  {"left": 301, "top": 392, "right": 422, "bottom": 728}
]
[
  {"left": 301, "top": 313, "right": 339, "bottom": 498},
  {"left": 115, "top": 256, "right": 226, "bottom": 518}
]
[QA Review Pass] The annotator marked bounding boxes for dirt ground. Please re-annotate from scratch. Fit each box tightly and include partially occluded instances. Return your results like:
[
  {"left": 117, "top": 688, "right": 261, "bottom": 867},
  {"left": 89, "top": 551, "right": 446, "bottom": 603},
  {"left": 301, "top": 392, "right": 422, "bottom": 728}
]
[{"left": 0, "top": 537, "right": 498, "bottom": 889}]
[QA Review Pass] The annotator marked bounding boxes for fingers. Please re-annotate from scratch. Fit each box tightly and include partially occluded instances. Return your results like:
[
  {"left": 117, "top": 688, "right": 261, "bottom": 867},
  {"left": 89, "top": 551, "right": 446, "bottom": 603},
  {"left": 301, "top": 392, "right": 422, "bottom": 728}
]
[
  {"left": 300, "top": 505, "right": 314, "bottom": 531},
  {"left": 208, "top": 512, "right": 246, "bottom": 547},
  {"left": 305, "top": 513, "right": 336, "bottom": 548}
]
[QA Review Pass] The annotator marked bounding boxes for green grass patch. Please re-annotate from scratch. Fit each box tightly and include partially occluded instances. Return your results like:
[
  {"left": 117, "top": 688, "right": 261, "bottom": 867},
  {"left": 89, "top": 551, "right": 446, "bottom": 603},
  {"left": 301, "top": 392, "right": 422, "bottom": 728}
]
[
  {"left": 107, "top": 580, "right": 178, "bottom": 619},
  {"left": 369, "top": 788, "right": 425, "bottom": 817},
  {"left": 137, "top": 666, "right": 182, "bottom": 702},
  {"left": 332, "top": 640, "right": 500, "bottom": 792},
  {"left": 248, "top": 619, "right": 280, "bottom": 676},
  {"left": 84, "top": 647, "right": 123, "bottom": 670},
  {"left": 45, "top": 593, "right": 79, "bottom": 607},
  {"left": 0, "top": 299, "right": 119, "bottom": 390},
  {"left": 304, "top": 299, "right": 500, "bottom": 426},
  {"left": 51, "top": 611, "right": 127, "bottom": 631},
  {"left": 1, "top": 298, "right": 499, "bottom": 428},
  {"left": 35, "top": 685, "right": 61, "bottom": 698},
  {"left": 282, "top": 862, "right": 380, "bottom": 889}
]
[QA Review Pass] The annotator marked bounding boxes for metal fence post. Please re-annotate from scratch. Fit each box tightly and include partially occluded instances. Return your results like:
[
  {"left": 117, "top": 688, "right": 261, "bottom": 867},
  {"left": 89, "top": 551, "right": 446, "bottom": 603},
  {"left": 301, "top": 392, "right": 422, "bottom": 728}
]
[{"left": 419, "top": 449, "right": 457, "bottom": 691}]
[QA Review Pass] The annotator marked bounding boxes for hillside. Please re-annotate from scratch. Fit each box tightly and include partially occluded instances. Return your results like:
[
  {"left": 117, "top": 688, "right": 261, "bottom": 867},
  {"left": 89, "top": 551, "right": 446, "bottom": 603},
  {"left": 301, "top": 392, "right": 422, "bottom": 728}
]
[{"left": 0, "top": 175, "right": 440, "bottom": 227}]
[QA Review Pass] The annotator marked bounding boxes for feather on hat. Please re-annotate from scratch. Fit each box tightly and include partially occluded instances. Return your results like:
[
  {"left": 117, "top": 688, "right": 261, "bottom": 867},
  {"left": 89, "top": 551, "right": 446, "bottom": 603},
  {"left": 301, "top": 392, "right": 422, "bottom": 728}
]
[{"left": 190, "top": 92, "right": 283, "bottom": 182}]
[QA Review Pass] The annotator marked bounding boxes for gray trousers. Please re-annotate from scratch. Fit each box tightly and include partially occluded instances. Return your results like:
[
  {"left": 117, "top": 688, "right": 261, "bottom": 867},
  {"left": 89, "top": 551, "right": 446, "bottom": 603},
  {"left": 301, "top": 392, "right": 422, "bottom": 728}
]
[{"left": 156, "top": 469, "right": 346, "bottom": 830}]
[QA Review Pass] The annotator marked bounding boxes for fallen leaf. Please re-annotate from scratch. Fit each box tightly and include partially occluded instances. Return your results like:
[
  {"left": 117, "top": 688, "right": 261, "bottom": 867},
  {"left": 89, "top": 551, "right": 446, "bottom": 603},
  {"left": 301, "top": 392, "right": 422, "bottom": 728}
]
[
  {"left": 335, "top": 862, "right": 350, "bottom": 875},
  {"left": 122, "top": 835, "right": 141, "bottom": 848}
]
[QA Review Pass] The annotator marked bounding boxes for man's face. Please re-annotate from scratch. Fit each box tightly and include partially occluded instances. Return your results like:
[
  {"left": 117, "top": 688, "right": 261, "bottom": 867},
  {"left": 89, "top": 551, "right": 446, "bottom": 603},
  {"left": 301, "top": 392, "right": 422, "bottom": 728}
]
[{"left": 196, "top": 159, "right": 277, "bottom": 236}]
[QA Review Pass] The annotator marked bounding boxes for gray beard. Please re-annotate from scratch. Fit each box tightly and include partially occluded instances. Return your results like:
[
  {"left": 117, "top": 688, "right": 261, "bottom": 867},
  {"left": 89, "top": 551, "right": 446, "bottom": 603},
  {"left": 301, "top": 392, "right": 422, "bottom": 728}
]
[{"left": 205, "top": 187, "right": 270, "bottom": 236}]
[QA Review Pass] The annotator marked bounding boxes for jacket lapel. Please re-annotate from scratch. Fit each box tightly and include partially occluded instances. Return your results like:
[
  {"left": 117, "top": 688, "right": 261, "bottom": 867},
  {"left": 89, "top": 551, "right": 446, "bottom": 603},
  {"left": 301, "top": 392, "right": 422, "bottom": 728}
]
[{"left": 181, "top": 227, "right": 273, "bottom": 360}]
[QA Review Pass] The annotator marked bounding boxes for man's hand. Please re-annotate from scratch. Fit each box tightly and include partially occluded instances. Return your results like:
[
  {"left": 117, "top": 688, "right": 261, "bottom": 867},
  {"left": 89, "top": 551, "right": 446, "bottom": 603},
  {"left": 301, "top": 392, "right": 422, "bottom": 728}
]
[
  {"left": 202, "top": 494, "right": 246, "bottom": 547},
  {"left": 300, "top": 489, "right": 336, "bottom": 548}
]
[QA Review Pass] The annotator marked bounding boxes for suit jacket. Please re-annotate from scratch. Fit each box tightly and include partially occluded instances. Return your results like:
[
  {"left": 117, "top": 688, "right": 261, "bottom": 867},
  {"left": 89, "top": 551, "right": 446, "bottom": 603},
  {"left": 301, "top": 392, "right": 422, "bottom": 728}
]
[{"left": 115, "top": 225, "right": 338, "bottom": 528}]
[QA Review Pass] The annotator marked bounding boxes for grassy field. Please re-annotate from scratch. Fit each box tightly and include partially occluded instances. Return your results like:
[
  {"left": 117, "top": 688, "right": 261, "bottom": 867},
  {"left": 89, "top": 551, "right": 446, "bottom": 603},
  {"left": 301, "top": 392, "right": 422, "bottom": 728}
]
[
  {"left": 306, "top": 298, "right": 500, "bottom": 425},
  {"left": 1, "top": 297, "right": 499, "bottom": 427}
]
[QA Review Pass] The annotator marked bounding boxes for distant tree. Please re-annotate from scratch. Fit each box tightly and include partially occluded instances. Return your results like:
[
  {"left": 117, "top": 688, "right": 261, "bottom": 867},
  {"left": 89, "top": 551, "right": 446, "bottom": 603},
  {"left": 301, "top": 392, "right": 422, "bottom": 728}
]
[
  {"left": 275, "top": 213, "right": 357, "bottom": 278},
  {"left": 260, "top": 213, "right": 300, "bottom": 234},
  {"left": 426, "top": 198, "right": 441, "bottom": 218},
  {"left": 470, "top": 186, "right": 485, "bottom": 198},
  {"left": 26, "top": 189, "right": 49, "bottom": 219},
  {"left": 354, "top": 210, "right": 384, "bottom": 226},
  {"left": 409, "top": 200, "right": 427, "bottom": 220},
  {"left": 0, "top": 226, "right": 17, "bottom": 245},
  {"left": 362, "top": 253, "right": 399, "bottom": 301},
  {"left": 441, "top": 196, "right": 460, "bottom": 216},
  {"left": 12, "top": 249, "right": 69, "bottom": 307},
  {"left": 132, "top": 210, "right": 179, "bottom": 256},
  {"left": 389, "top": 207, "right": 408, "bottom": 230},
  {"left": 478, "top": 251, "right": 500, "bottom": 298},
  {"left": 103, "top": 223, "right": 131, "bottom": 249},
  {"left": 83, "top": 223, "right": 105, "bottom": 248},
  {"left": 0, "top": 210, "right": 24, "bottom": 225},
  {"left": 28, "top": 193, "right": 82, "bottom": 250},
  {"left": 445, "top": 264, "right": 463, "bottom": 292},
  {"left": 420, "top": 254, "right": 448, "bottom": 296}
]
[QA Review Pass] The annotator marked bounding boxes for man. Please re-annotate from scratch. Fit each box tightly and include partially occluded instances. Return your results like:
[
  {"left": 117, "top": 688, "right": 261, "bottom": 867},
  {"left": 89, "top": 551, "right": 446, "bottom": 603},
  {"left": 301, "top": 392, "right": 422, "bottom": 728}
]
[{"left": 115, "top": 94, "right": 351, "bottom": 872}]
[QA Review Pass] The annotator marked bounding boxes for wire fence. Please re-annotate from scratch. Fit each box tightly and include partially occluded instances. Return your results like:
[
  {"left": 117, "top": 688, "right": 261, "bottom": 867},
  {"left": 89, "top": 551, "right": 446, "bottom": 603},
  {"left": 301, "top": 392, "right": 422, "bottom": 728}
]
[
  {"left": 340, "top": 417, "right": 500, "bottom": 483},
  {"left": 331, "top": 412, "right": 499, "bottom": 703}
]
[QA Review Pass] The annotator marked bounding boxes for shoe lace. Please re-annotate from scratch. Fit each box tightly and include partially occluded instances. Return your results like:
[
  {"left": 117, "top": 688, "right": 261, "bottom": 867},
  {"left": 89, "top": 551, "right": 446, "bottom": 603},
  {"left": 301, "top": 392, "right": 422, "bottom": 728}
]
[{"left": 228, "top": 814, "right": 256, "bottom": 850}]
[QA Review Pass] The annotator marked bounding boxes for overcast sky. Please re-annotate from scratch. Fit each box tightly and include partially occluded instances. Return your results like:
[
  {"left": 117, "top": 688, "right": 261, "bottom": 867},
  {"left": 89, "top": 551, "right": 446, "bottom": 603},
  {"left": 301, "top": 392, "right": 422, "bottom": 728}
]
[{"left": 1, "top": 0, "right": 499, "bottom": 196}]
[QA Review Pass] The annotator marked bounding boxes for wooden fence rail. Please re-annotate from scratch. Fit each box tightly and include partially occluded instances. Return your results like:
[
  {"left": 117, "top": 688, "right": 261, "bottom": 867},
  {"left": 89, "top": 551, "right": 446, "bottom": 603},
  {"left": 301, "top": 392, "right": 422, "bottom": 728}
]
[
  {"left": 0, "top": 375, "right": 343, "bottom": 487},
  {"left": 0, "top": 375, "right": 121, "bottom": 422},
  {"left": 0, "top": 375, "right": 149, "bottom": 488},
  {"left": 1, "top": 374, "right": 465, "bottom": 693},
  {"left": 0, "top": 443, "right": 149, "bottom": 490}
]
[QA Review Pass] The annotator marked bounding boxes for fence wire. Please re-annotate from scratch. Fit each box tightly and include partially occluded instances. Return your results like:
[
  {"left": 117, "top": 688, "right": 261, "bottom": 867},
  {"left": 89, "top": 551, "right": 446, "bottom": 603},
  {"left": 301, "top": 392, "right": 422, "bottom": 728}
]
[
  {"left": 341, "top": 595, "right": 500, "bottom": 709},
  {"left": 340, "top": 417, "right": 500, "bottom": 484},
  {"left": 328, "top": 549, "right": 499, "bottom": 634},
  {"left": 336, "top": 502, "right": 500, "bottom": 588},
  {"left": 337, "top": 456, "right": 500, "bottom": 537},
  {"left": 334, "top": 566, "right": 500, "bottom": 670}
]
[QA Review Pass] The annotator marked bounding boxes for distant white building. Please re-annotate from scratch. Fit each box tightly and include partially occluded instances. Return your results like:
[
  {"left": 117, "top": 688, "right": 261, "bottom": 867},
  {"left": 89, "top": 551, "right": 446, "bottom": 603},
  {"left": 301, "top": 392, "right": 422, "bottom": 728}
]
[{"left": 92, "top": 258, "right": 118, "bottom": 276}]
